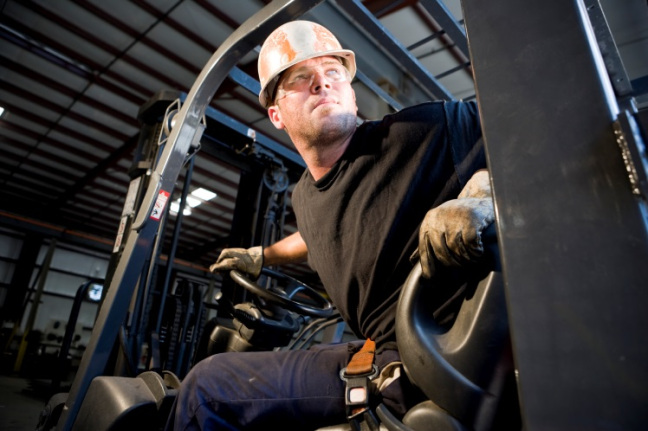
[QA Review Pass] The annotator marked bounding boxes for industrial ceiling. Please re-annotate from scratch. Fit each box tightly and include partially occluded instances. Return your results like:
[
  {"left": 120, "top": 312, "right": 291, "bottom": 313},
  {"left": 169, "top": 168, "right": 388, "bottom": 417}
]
[{"left": 1, "top": 0, "right": 647, "bottom": 281}]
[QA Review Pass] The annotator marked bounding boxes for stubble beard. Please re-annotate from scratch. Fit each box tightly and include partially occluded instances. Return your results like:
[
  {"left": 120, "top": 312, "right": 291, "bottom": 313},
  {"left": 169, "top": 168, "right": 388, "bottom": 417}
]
[{"left": 302, "top": 110, "right": 356, "bottom": 146}]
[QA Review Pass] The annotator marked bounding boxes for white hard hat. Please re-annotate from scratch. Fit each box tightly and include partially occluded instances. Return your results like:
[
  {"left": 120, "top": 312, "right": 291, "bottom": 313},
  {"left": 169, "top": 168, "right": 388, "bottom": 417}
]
[{"left": 257, "top": 20, "right": 356, "bottom": 108}]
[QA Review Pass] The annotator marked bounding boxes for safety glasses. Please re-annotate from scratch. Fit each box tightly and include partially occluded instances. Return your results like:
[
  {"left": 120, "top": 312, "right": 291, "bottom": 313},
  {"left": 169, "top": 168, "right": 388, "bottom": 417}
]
[{"left": 275, "top": 60, "right": 350, "bottom": 102}]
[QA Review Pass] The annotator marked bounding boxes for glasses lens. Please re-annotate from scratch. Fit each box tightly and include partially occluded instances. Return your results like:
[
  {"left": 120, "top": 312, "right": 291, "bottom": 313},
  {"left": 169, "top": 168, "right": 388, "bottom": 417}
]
[{"left": 277, "top": 63, "right": 348, "bottom": 99}]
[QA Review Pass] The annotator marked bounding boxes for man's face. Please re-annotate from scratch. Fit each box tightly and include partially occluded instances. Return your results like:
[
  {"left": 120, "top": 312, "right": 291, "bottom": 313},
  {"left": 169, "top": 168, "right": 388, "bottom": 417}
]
[{"left": 267, "top": 56, "right": 358, "bottom": 144}]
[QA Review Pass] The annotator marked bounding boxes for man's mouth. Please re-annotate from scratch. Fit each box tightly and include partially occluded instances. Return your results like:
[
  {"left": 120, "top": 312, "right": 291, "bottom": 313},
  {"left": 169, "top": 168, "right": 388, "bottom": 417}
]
[{"left": 314, "top": 98, "right": 337, "bottom": 109}]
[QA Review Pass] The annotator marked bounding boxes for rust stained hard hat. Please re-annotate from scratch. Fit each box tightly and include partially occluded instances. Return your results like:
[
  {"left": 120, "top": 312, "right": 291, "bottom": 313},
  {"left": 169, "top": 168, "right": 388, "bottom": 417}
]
[{"left": 257, "top": 20, "right": 356, "bottom": 108}]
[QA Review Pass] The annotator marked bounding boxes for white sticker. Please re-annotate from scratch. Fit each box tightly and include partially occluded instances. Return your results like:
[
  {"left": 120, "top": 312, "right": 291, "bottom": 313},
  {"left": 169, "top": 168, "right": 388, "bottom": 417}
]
[{"left": 150, "top": 190, "right": 170, "bottom": 220}]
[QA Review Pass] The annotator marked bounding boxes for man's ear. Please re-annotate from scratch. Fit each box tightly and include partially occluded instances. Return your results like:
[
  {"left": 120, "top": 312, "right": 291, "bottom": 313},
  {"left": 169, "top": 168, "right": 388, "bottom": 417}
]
[{"left": 268, "top": 105, "right": 285, "bottom": 130}]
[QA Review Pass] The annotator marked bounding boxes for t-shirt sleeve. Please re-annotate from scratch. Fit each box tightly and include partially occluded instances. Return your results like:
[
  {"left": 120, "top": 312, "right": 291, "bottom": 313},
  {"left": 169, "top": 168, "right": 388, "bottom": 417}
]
[{"left": 444, "top": 100, "right": 487, "bottom": 186}]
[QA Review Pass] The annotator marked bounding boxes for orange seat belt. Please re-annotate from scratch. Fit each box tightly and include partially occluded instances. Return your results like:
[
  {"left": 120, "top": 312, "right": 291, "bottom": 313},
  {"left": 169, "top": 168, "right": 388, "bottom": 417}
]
[
  {"left": 340, "top": 338, "right": 380, "bottom": 431},
  {"left": 346, "top": 338, "right": 376, "bottom": 375}
]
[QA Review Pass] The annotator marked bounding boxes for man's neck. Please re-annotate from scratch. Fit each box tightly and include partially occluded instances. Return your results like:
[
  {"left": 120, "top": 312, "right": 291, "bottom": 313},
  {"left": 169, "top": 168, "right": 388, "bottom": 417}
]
[{"left": 301, "top": 132, "right": 353, "bottom": 181}]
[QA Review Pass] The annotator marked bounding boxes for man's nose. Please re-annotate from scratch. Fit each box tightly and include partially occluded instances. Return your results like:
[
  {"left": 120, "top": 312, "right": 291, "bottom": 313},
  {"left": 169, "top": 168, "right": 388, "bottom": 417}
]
[{"left": 311, "top": 71, "right": 332, "bottom": 92}]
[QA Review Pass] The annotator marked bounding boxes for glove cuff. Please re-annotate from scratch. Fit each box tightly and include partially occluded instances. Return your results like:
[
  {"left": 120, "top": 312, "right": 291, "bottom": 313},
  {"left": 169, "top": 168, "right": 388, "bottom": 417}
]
[
  {"left": 247, "top": 246, "right": 264, "bottom": 279},
  {"left": 458, "top": 170, "right": 492, "bottom": 199}
]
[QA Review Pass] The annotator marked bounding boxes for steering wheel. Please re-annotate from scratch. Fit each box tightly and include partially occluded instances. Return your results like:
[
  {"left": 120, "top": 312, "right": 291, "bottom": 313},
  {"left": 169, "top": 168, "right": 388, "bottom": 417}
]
[{"left": 230, "top": 267, "right": 334, "bottom": 318}]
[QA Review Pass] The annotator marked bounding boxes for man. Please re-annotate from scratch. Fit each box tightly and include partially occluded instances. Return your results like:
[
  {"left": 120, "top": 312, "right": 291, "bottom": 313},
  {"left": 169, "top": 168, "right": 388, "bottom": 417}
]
[{"left": 169, "top": 20, "right": 494, "bottom": 430}]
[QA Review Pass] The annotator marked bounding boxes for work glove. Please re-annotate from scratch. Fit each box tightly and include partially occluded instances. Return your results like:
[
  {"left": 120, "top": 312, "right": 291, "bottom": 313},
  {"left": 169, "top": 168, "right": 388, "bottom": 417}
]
[
  {"left": 458, "top": 169, "right": 492, "bottom": 199},
  {"left": 418, "top": 197, "right": 495, "bottom": 277},
  {"left": 209, "top": 246, "right": 264, "bottom": 279}
]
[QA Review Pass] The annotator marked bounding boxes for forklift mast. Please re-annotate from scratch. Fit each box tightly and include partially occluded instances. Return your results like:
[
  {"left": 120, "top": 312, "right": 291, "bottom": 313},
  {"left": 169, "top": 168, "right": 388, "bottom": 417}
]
[{"left": 462, "top": 0, "right": 648, "bottom": 429}]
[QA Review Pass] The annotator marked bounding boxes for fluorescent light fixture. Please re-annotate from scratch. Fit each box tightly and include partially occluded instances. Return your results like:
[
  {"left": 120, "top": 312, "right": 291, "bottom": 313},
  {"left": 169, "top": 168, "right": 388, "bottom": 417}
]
[
  {"left": 186, "top": 196, "right": 202, "bottom": 208},
  {"left": 0, "top": 106, "right": 5, "bottom": 117},
  {"left": 169, "top": 187, "right": 216, "bottom": 216},
  {"left": 170, "top": 200, "right": 192, "bottom": 216},
  {"left": 191, "top": 187, "right": 217, "bottom": 201}
]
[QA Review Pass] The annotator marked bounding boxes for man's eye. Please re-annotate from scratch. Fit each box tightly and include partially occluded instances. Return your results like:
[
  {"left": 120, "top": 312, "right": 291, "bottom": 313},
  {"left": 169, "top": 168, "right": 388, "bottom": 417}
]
[
  {"left": 292, "top": 74, "right": 310, "bottom": 82},
  {"left": 326, "top": 67, "right": 346, "bottom": 80}
]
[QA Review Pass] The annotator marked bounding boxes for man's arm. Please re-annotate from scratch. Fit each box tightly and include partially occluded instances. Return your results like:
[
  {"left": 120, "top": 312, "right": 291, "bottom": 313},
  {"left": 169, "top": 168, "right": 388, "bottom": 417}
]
[
  {"left": 210, "top": 231, "right": 308, "bottom": 278},
  {"left": 264, "top": 231, "right": 308, "bottom": 266}
]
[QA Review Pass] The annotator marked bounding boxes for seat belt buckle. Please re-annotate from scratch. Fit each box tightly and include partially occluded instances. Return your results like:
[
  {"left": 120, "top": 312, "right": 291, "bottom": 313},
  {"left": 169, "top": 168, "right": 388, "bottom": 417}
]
[
  {"left": 340, "top": 338, "right": 379, "bottom": 430},
  {"left": 340, "top": 365, "right": 378, "bottom": 410},
  {"left": 339, "top": 364, "right": 379, "bottom": 410},
  {"left": 340, "top": 364, "right": 379, "bottom": 430}
]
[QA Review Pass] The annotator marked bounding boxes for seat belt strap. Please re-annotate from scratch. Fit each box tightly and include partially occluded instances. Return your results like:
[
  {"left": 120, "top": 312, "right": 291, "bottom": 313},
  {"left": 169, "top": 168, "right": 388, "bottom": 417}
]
[
  {"left": 346, "top": 338, "right": 376, "bottom": 375},
  {"left": 340, "top": 339, "right": 380, "bottom": 431}
]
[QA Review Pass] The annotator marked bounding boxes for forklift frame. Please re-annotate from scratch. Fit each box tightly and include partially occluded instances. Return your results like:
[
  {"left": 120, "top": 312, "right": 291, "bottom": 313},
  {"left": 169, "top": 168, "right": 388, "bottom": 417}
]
[{"left": 54, "top": 0, "right": 648, "bottom": 429}]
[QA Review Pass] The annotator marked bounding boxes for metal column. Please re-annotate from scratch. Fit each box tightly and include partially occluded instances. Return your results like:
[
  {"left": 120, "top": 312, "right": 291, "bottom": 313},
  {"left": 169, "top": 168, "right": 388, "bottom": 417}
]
[{"left": 462, "top": 0, "right": 648, "bottom": 429}]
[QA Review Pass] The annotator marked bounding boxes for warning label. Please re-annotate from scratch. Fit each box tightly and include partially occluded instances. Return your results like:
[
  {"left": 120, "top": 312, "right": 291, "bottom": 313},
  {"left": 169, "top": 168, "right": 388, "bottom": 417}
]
[
  {"left": 113, "top": 216, "right": 128, "bottom": 253},
  {"left": 150, "top": 189, "right": 170, "bottom": 220}
]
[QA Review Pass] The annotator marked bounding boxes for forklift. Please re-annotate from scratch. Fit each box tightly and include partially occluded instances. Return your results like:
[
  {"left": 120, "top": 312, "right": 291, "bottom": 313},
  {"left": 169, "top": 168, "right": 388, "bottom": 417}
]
[{"left": 36, "top": 0, "right": 648, "bottom": 430}]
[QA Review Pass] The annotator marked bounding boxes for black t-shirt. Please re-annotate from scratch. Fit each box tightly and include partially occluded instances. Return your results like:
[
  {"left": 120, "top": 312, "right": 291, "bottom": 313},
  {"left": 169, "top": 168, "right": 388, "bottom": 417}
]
[{"left": 292, "top": 100, "right": 486, "bottom": 349}]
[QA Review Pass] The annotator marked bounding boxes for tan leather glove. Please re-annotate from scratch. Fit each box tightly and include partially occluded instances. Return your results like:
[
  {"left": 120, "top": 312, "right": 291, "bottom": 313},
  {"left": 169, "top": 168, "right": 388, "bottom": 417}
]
[
  {"left": 458, "top": 169, "right": 492, "bottom": 199},
  {"left": 418, "top": 170, "right": 494, "bottom": 277},
  {"left": 209, "top": 246, "right": 264, "bottom": 279},
  {"left": 419, "top": 197, "right": 494, "bottom": 277}
]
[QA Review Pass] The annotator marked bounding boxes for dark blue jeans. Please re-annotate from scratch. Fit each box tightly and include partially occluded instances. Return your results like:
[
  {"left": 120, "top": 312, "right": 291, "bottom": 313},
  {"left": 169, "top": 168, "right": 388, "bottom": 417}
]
[{"left": 167, "top": 342, "right": 418, "bottom": 430}]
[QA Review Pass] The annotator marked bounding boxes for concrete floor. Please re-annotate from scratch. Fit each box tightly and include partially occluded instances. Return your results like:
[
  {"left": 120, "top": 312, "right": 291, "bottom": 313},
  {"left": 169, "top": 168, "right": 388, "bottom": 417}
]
[{"left": 0, "top": 374, "right": 52, "bottom": 431}]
